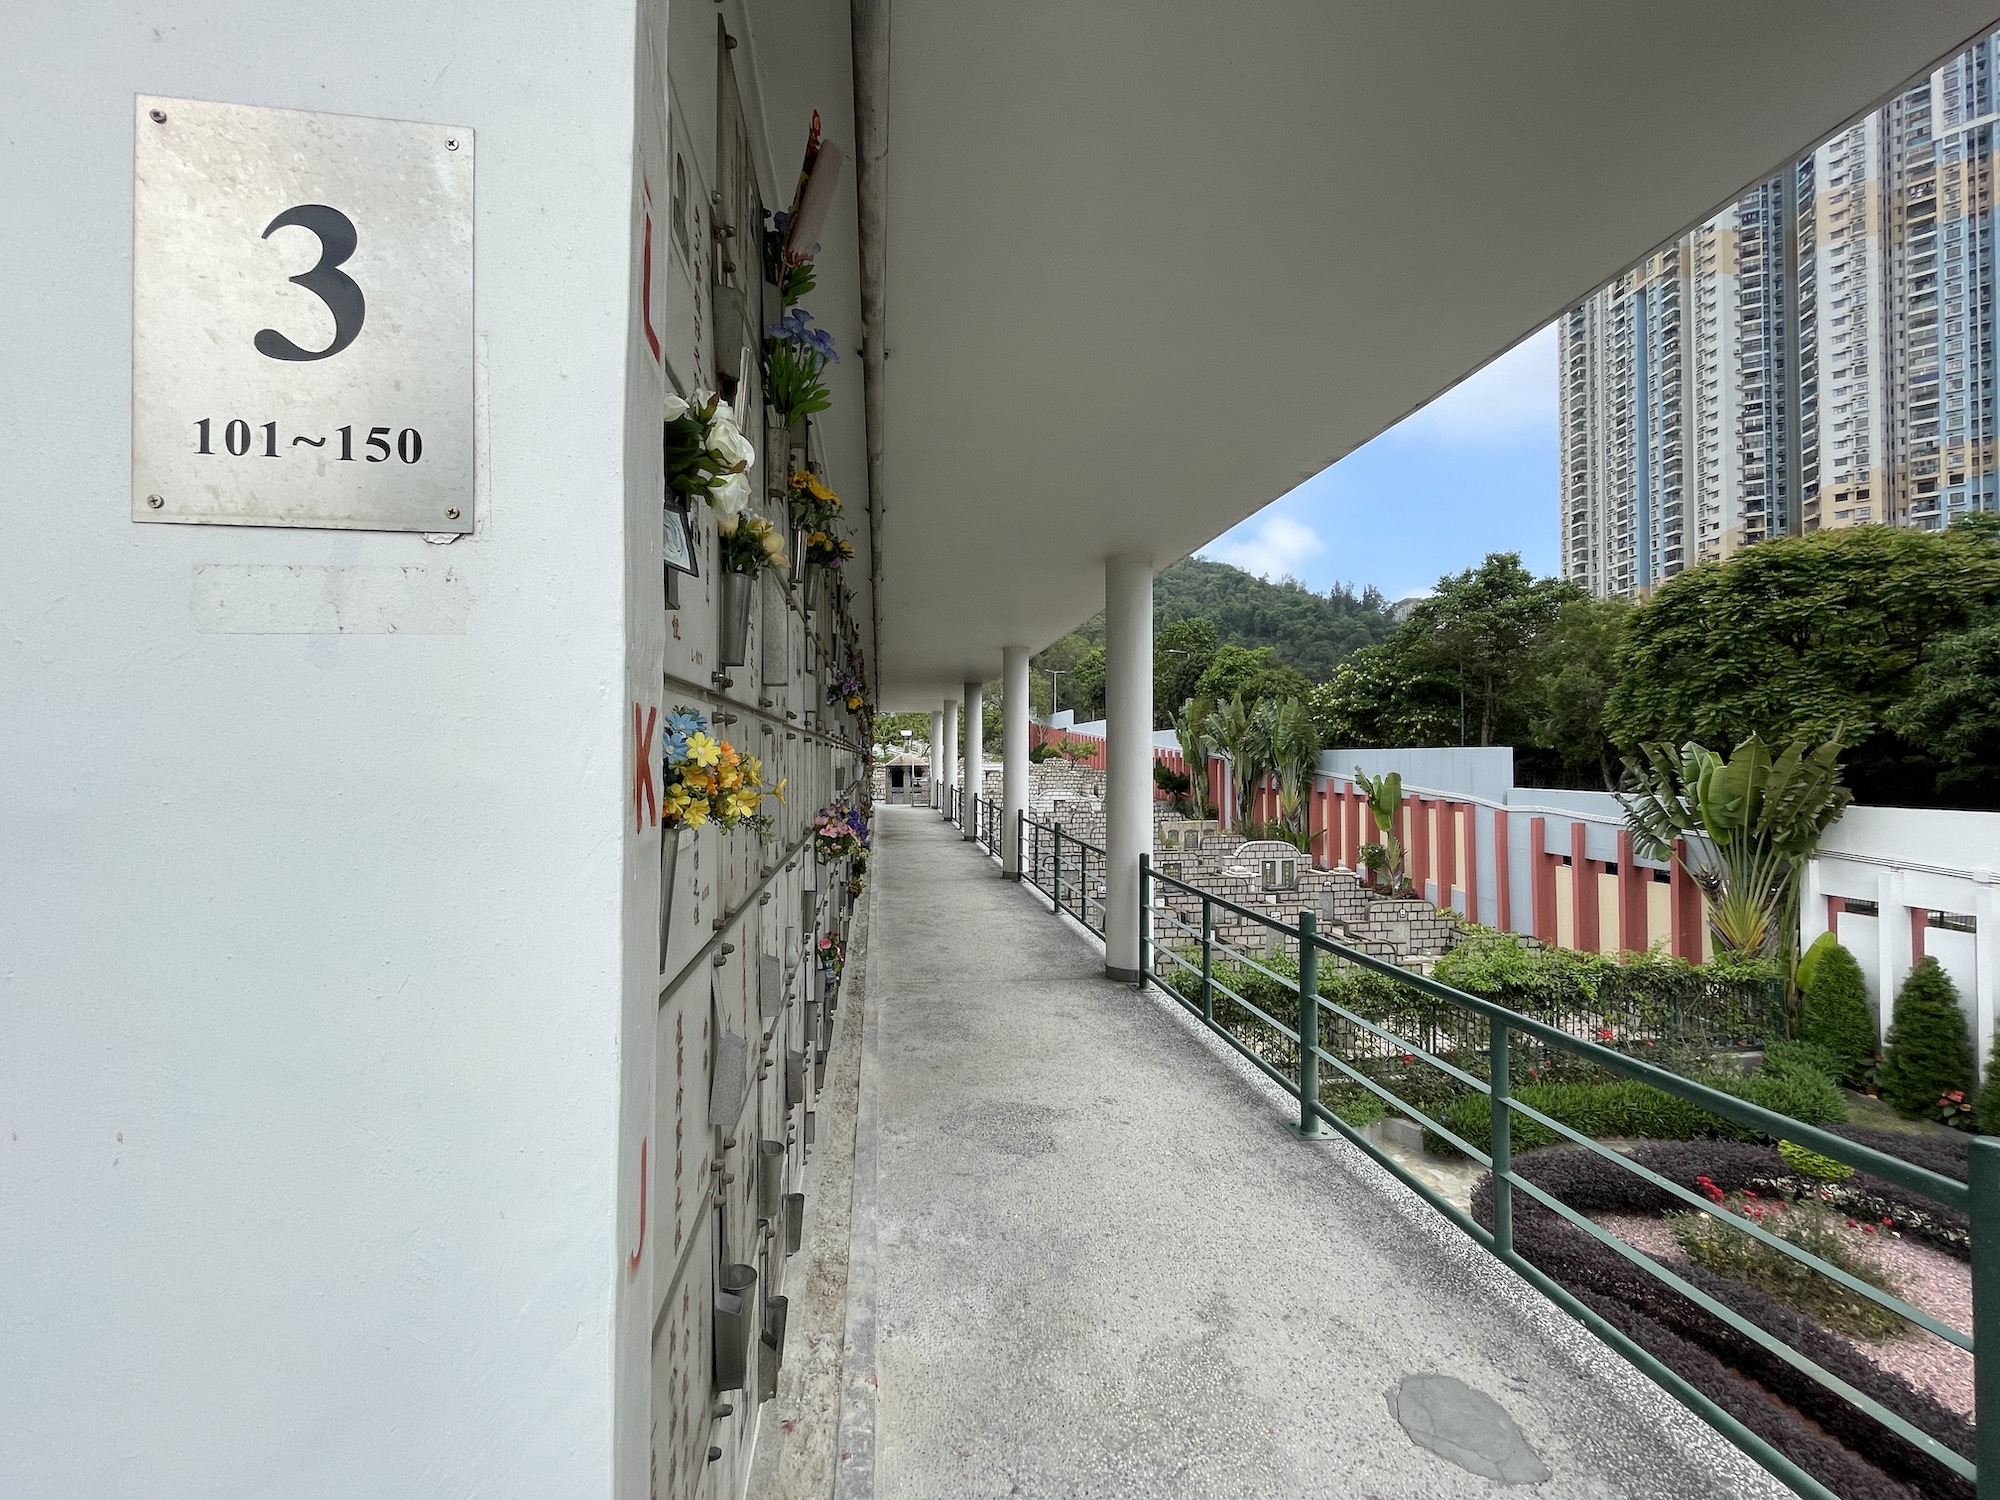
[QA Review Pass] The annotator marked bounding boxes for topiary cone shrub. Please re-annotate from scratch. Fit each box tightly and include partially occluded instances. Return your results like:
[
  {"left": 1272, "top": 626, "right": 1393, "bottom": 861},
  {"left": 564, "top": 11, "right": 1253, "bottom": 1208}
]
[
  {"left": 1978, "top": 1030, "right": 2000, "bottom": 1135},
  {"left": 1879, "top": 956, "right": 1975, "bottom": 1127},
  {"left": 1796, "top": 932, "right": 1876, "bottom": 1086}
]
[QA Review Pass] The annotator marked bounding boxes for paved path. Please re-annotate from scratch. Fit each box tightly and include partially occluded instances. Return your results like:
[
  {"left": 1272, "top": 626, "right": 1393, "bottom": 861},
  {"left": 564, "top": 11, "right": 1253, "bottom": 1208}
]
[{"left": 838, "top": 807, "right": 1788, "bottom": 1500}]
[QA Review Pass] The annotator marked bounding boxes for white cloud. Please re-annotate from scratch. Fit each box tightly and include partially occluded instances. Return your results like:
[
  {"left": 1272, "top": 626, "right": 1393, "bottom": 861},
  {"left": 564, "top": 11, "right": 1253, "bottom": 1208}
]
[
  {"left": 1201, "top": 515, "right": 1324, "bottom": 581},
  {"left": 1392, "top": 324, "right": 1556, "bottom": 445}
]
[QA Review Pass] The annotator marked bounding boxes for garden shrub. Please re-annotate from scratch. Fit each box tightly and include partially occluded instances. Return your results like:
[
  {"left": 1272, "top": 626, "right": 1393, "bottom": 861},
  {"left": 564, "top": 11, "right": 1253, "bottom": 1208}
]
[
  {"left": 1761, "top": 1037, "right": 1847, "bottom": 1082},
  {"left": 1777, "top": 1140, "right": 1854, "bottom": 1181},
  {"left": 1796, "top": 934, "right": 1876, "bottom": 1085},
  {"left": 1980, "top": 1030, "right": 2000, "bottom": 1136},
  {"left": 1724, "top": 1064, "right": 1848, "bottom": 1131},
  {"left": 1437, "top": 1056, "right": 1846, "bottom": 1157},
  {"left": 1880, "top": 956, "right": 1975, "bottom": 1125}
]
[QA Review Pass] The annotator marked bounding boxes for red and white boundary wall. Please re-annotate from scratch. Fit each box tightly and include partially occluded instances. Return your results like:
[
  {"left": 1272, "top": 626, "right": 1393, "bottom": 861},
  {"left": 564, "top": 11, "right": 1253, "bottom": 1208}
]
[{"left": 1035, "top": 723, "right": 1996, "bottom": 1047}]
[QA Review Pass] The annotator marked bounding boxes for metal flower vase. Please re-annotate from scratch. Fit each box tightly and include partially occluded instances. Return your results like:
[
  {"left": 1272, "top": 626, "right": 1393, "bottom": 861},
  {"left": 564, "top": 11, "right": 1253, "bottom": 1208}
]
[
  {"left": 757, "top": 1294, "right": 789, "bottom": 1402},
  {"left": 756, "top": 1139, "right": 786, "bottom": 1221},
  {"left": 718, "top": 565, "right": 755, "bottom": 667},
  {"left": 713, "top": 1262, "right": 758, "bottom": 1392},
  {"left": 785, "top": 1049, "right": 807, "bottom": 1109}
]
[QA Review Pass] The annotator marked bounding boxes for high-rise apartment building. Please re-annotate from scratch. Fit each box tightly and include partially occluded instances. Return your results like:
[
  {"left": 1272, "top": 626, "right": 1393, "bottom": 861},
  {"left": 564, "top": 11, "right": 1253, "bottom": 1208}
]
[{"left": 1560, "top": 30, "right": 2000, "bottom": 597}]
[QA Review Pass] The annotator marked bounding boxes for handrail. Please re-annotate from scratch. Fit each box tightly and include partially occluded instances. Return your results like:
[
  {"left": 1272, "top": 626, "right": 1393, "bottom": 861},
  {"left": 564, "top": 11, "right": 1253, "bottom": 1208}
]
[
  {"left": 1134, "top": 854, "right": 1993, "bottom": 1499},
  {"left": 1145, "top": 864, "right": 1960, "bottom": 1206},
  {"left": 1019, "top": 812, "right": 1107, "bottom": 938}
]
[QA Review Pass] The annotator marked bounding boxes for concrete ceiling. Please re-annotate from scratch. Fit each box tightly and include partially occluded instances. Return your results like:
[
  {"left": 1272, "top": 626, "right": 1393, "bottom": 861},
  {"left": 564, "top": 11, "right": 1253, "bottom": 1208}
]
[{"left": 872, "top": 0, "right": 2000, "bottom": 707}]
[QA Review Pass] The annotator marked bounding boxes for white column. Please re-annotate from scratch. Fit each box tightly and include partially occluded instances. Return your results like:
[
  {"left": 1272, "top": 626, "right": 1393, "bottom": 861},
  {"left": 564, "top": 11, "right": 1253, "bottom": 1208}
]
[
  {"left": 1103, "top": 553, "right": 1154, "bottom": 979},
  {"left": 938, "top": 700, "right": 957, "bottom": 820},
  {"left": 1002, "top": 646, "right": 1030, "bottom": 877},
  {"left": 1881, "top": 868, "right": 1910, "bottom": 1047},
  {"left": 929, "top": 710, "right": 944, "bottom": 807},
  {"left": 1976, "top": 885, "right": 1999, "bottom": 1085},
  {"left": 1799, "top": 855, "right": 1829, "bottom": 950},
  {"left": 962, "top": 679, "right": 984, "bottom": 840}
]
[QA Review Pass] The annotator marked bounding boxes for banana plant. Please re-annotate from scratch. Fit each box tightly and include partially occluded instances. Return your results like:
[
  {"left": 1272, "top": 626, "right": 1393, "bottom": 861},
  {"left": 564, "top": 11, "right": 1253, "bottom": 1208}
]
[
  {"left": 1618, "top": 733, "right": 1851, "bottom": 964},
  {"left": 1202, "top": 695, "right": 1260, "bottom": 827},
  {"left": 1258, "top": 697, "right": 1323, "bottom": 837},
  {"left": 1351, "top": 767, "right": 1409, "bottom": 894},
  {"left": 1172, "top": 695, "right": 1215, "bottom": 820}
]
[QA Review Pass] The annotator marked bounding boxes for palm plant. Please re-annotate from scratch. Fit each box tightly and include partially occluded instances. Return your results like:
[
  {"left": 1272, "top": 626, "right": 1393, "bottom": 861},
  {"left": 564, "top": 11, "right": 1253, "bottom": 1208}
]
[
  {"left": 1618, "top": 734, "right": 1851, "bottom": 968},
  {"left": 1172, "top": 695, "right": 1215, "bottom": 820},
  {"left": 1351, "top": 767, "right": 1408, "bottom": 894},
  {"left": 1248, "top": 704, "right": 1328, "bottom": 840},
  {"left": 1203, "top": 695, "right": 1260, "bottom": 826}
]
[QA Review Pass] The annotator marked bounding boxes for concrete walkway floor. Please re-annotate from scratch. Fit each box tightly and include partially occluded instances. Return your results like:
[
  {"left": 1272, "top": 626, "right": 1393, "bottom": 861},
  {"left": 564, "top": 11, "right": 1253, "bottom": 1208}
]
[{"left": 834, "top": 807, "right": 1789, "bottom": 1500}]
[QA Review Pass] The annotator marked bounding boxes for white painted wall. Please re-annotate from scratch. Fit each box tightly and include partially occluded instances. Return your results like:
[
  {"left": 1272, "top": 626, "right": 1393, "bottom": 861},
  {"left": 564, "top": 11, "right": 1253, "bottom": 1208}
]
[{"left": 1, "top": 6, "right": 635, "bottom": 1496}]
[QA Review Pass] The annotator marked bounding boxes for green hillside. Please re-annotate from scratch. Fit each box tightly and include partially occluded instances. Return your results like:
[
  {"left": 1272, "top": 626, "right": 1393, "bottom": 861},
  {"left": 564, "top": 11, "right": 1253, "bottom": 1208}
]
[{"left": 1031, "top": 556, "right": 1395, "bottom": 719}]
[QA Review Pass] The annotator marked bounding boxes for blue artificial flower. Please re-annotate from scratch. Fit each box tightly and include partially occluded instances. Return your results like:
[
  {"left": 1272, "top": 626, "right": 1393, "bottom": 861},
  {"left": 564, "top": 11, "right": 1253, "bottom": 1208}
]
[
  {"left": 766, "top": 308, "right": 812, "bottom": 342},
  {"left": 773, "top": 210, "right": 791, "bottom": 234},
  {"left": 661, "top": 706, "right": 705, "bottom": 764}
]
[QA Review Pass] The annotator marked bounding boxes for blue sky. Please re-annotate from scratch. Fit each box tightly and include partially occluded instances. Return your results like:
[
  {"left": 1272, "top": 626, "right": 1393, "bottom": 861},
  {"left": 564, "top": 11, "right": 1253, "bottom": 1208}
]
[{"left": 1200, "top": 325, "right": 1558, "bottom": 603}]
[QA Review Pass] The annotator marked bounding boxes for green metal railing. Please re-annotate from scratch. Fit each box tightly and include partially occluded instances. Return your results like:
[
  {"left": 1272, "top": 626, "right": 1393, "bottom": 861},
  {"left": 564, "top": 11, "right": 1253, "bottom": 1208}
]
[
  {"left": 1020, "top": 813, "right": 1107, "bottom": 938},
  {"left": 971, "top": 794, "right": 1002, "bottom": 857},
  {"left": 1137, "top": 853, "right": 1995, "bottom": 1500}
]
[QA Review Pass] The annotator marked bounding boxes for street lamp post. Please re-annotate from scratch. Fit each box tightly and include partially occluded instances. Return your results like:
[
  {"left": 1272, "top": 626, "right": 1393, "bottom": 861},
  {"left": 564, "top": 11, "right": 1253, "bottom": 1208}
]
[{"left": 1047, "top": 668, "right": 1067, "bottom": 716}]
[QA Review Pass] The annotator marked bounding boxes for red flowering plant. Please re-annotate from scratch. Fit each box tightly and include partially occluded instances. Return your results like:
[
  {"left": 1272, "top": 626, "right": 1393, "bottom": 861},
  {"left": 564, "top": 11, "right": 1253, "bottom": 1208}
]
[
  {"left": 1935, "top": 1088, "right": 1975, "bottom": 1127},
  {"left": 1670, "top": 1177, "right": 1907, "bottom": 1339}
]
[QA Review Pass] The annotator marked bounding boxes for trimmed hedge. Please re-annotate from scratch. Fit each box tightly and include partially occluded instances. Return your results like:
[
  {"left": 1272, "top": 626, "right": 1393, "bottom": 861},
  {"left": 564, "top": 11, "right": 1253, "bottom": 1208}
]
[
  {"left": 1798, "top": 933, "right": 1877, "bottom": 1085},
  {"left": 1473, "top": 1144, "right": 1974, "bottom": 1500},
  {"left": 1433, "top": 928, "right": 1785, "bottom": 1051},
  {"left": 1436, "top": 1061, "right": 1847, "bottom": 1157}
]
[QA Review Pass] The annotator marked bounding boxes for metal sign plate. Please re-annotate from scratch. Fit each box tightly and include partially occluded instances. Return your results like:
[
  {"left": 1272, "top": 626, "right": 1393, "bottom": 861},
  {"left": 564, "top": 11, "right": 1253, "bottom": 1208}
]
[{"left": 132, "top": 95, "right": 473, "bottom": 532}]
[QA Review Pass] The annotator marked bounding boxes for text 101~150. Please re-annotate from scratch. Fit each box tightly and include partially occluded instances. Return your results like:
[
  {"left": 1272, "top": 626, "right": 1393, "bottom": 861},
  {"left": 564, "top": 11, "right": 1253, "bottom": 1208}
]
[{"left": 193, "top": 418, "right": 424, "bottom": 464}]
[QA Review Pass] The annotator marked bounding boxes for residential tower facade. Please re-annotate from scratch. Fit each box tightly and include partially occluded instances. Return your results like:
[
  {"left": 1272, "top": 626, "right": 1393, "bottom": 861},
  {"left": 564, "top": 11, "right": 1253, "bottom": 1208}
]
[{"left": 1560, "top": 30, "right": 2000, "bottom": 596}]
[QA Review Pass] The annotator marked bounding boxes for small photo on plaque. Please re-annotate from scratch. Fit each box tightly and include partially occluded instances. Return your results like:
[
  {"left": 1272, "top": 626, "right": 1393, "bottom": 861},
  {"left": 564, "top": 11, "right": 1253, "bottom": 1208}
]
[{"left": 662, "top": 495, "right": 698, "bottom": 576}]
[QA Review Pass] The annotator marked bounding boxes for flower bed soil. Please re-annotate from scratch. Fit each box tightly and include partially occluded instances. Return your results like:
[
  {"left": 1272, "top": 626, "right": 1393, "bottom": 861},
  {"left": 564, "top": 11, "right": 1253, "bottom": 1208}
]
[
  {"left": 1593, "top": 1211, "right": 1974, "bottom": 1418},
  {"left": 1474, "top": 1143, "right": 1974, "bottom": 1500}
]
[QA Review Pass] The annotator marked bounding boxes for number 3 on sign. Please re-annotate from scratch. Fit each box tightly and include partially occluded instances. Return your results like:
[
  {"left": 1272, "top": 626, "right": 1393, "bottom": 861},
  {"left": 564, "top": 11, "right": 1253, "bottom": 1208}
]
[{"left": 255, "top": 204, "right": 366, "bottom": 361}]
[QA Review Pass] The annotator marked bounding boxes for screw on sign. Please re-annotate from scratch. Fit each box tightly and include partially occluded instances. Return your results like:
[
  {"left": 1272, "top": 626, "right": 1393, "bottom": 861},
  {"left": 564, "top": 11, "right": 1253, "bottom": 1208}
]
[{"left": 131, "top": 96, "right": 473, "bottom": 532}]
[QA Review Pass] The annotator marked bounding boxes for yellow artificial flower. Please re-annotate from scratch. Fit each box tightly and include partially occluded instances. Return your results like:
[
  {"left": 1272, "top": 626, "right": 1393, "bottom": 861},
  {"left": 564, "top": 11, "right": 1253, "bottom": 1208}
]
[
  {"left": 682, "top": 799, "right": 709, "bottom": 829},
  {"left": 772, "top": 777, "right": 788, "bottom": 805},
  {"left": 790, "top": 471, "right": 837, "bottom": 504},
  {"left": 685, "top": 732, "right": 721, "bottom": 768}
]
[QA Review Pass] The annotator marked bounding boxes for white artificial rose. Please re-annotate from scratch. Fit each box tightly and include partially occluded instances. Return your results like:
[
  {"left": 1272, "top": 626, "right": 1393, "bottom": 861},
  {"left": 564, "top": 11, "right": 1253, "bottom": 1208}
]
[
  {"left": 761, "top": 527, "right": 785, "bottom": 557},
  {"left": 706, "top": 416, "right": 756, "bottom": 471},
  {"left": 663, "top": 392, "right": 690, "bottom": 422},
  {"left": 717, "top": 510, "right": 739, "bottom": 535},
  {"left": 709, "top": 470, "right": 751, "bottom": 518}
]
